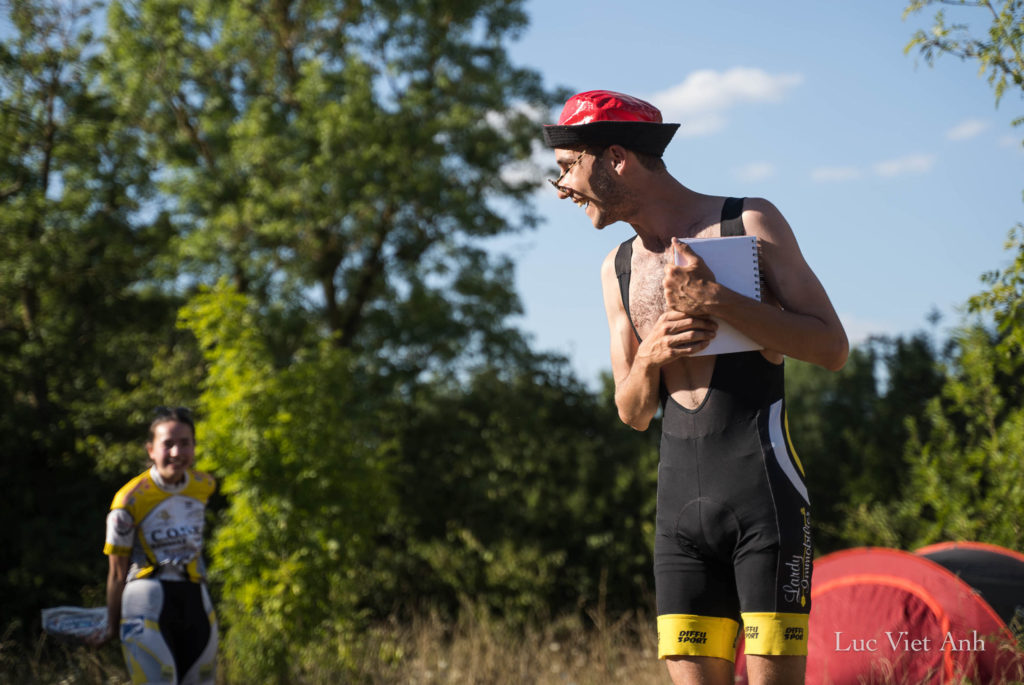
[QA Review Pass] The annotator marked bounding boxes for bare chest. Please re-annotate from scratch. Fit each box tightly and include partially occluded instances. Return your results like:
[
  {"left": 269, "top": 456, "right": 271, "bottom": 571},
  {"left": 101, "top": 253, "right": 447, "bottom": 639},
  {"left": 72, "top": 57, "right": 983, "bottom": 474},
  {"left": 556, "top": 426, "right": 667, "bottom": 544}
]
[
  {"left": 626, "top": 221, "right": 722, "bottom": 336},
  {"left": 628, "top": 255, "right": 668, "bottom": 338}
]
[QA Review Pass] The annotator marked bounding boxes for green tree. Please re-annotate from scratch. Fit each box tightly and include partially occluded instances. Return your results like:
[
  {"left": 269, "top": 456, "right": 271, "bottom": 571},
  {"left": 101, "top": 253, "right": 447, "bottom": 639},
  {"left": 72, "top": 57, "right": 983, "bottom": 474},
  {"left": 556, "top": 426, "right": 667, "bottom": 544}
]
[
  {"left": 904, "top": 0, "right": 1024, "bottom": 128},
  {"left": 845, "top": 1, "right": 1024, "bottom": 550},
  {"left": 0, "top": 0, "right": 182, "bottom": 640},
  {"left": 851, "top": 230, "right": 1024, "bottom": 550},
  {"left": 179, "top": 284, "right": 393, "bottom": 682},
  {"left": 91, "top": 0, "right": 562, "bottom": 678},
  {"left": 364, "top": 367, "right": 660, "bottom": 627},
  {"left": 785, "top": 333, "right": 943, "bottom": 552},
  {"left": 844, "top": 320, "right": 1024, "bottom": 549},
  {"left": 101, "top": 0, "right": 554, "bottom": 375}
]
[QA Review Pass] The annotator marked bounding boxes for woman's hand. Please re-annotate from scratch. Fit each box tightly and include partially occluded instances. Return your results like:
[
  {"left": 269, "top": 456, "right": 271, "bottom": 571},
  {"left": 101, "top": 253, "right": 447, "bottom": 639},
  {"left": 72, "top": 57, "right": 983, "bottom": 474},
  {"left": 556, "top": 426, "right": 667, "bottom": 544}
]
[{"left": 83, "top": 623, "right": 115, "bottom": 647}]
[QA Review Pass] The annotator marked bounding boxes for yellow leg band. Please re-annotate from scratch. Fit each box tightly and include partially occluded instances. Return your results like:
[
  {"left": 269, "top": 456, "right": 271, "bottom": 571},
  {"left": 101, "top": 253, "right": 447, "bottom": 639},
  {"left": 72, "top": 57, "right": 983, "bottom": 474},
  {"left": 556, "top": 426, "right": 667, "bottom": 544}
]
[
  {"left": 741, "top": 612, "right": 809, "bottom": 656},
  {"left": 657, "top": 614, "right": 740, "bottom": 661}
]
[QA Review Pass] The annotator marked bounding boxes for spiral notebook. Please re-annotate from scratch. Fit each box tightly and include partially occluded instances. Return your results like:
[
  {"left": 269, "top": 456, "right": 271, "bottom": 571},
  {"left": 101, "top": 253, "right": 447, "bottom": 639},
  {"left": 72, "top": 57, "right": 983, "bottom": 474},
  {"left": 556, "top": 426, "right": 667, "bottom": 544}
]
[{"left": 676, "top": 235, "right": 764, "bottom": 356}]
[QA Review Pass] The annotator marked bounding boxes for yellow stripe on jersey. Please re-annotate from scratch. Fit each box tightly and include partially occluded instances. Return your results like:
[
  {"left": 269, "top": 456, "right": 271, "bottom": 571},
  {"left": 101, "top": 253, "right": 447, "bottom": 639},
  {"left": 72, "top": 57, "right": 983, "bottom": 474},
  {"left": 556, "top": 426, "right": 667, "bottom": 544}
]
[
  {"left": 740, "top": 612, "right": 809, "bottom": 656},
  {"left": 657, "top": 614, "right": 740, "bottom": 661}
]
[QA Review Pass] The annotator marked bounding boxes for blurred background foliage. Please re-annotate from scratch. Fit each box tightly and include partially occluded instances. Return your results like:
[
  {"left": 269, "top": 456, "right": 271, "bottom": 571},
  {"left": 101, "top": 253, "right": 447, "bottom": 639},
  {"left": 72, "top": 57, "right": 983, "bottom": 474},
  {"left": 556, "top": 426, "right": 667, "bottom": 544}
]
[{"left": 2, "top": 0, "right": 1022, "bottom": 682}]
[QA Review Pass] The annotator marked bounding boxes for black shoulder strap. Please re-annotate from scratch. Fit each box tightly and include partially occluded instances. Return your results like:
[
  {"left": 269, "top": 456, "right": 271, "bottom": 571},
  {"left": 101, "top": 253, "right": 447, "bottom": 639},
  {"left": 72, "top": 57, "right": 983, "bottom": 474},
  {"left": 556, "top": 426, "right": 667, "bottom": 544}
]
[
  {"left": 614, "top": 237, "right": 642, "bottom": 342},
  {"left": 720, "top": 197, "right": 746, "bottom": 236}
]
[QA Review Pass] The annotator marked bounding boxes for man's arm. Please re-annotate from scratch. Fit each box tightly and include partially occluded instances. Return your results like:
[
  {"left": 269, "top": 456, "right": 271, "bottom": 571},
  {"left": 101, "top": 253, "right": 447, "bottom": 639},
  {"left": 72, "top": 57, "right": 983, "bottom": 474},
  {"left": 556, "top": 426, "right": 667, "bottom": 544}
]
[
  {"left": 601, "top": 248, "right": 717, "bottom": 430},
  {"left": 664, "top": 198, "right": 848, "bottom": 371}
]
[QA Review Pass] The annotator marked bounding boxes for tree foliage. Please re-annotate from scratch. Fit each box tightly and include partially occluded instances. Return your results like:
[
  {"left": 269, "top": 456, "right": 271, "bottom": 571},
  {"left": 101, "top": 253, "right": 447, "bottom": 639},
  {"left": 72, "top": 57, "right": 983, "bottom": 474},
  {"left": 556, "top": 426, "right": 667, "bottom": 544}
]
[
  {"left": 844, "top": 1, "right": 1024, "bottom": 551},
  {"left": 784, "top": 334, "right": 943, "bottom": 552},
  {"left": 0, "top": 0, "right": 183, "bottom": 639},
  {"left": 861, "top": 229, "right": 1024, "bottom": 550},
  {"left": 2, "top": 0, "right": 563, "bottom": 665},
  {"left": 845, "top": 321, "right": 1024, "bottom": 550},
  {"left": 11, "top": 0, "right": 1024, "bottom": 680},
  {"left": 365, "top": 369, "right": 660, "bottom": 627},
  {"left": 904, "top": 0, "right": 1024, "bottom": 126},
  {"left": 101, "top": 0, "right": 552, "bottom": 375},
  {"left": 178, "top": 284, "right": 393, "bottom": 681}
]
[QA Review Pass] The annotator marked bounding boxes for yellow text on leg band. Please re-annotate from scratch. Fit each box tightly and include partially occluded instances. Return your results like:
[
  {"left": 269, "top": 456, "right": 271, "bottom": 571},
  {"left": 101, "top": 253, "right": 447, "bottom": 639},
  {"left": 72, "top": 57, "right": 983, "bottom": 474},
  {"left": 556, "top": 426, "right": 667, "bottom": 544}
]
[{"left": 657, "top": 614, "right": 740, "bottom": 661}]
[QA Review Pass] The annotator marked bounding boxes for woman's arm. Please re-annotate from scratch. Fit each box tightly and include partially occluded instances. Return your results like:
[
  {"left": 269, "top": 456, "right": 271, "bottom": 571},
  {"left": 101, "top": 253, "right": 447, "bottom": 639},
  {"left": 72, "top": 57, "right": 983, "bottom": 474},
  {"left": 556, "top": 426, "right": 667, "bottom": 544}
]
[{"left": 85, "top": 554, "right": 129, "bottom": 646}]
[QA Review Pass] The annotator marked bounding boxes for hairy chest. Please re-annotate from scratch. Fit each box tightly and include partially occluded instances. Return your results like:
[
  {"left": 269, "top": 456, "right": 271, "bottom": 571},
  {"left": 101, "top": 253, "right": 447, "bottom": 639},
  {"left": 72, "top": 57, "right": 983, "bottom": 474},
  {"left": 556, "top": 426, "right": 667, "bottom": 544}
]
[{"left": 628, "top": 252, "right": 670, "bottom": 337}]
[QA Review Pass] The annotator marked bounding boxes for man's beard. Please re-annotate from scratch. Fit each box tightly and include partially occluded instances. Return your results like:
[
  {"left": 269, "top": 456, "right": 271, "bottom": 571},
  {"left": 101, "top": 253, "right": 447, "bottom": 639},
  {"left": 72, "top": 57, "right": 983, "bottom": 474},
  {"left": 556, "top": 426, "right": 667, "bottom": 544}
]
[{"left": 588, "top": 159, "right": 636, "bottom": 229}]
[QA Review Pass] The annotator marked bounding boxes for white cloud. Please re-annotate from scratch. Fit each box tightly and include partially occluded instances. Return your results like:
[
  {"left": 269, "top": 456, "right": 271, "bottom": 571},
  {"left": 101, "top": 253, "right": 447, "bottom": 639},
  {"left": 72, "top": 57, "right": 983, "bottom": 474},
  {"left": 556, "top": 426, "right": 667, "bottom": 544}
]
[
  {"left": 485, "top": 105, "right": 552, "bottom": 188},
  {"left": 486, "top": 102, "right": 547, "bottom": 130},
  {"left": 678, "top": 113, "right": 729, "bottom": 137},
  {"left": 502, "top": 158, "right": 546, "bottom": 187},
  {"left": 946, "top": 118, "right": 989, "bottom": 141},
  {"left": 873, "top": 154, "right": 936, "bottom": 177},
  {"left": 649, "top": 68, "right": 804, "bottom": 138},
  {"left": 735, "top": 162, "right": 776, "bottom": 182},
  {"left": 811, "top": 166, "right": 863, "bottom": 183}
]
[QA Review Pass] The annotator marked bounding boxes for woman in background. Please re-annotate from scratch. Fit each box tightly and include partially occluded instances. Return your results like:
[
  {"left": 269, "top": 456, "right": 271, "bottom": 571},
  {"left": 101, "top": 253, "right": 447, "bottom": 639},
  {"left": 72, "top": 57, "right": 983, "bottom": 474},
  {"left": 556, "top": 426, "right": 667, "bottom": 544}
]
[{"left": 87, "top": 406, "right": 218, "bottom": 684}]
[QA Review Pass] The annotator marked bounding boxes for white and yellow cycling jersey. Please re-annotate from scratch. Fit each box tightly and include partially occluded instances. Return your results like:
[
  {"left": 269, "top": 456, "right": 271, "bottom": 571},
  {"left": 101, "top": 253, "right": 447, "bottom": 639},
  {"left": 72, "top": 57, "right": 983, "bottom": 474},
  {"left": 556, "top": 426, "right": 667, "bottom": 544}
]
[{"left": 104, "top": 467, "right": 216, "bottom": 582}]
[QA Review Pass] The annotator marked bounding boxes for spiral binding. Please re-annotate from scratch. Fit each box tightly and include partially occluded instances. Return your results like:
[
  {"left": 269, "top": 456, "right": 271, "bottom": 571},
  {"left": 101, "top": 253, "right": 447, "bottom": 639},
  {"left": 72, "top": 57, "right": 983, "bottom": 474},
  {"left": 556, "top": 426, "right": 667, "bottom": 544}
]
[{"left": 753, "top": 237, "right": 764, "bottom": 302}]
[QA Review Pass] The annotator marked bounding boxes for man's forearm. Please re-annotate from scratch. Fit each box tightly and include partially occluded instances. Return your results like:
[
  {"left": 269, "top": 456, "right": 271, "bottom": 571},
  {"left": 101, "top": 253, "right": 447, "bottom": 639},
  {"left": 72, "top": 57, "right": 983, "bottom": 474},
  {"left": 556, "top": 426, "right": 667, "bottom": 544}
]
[
  {"left": 706, "top": 287, "right": 848, "bottom": 371},
  {"left": 615, "top": 356, "right": 663, "bottom": 431}
]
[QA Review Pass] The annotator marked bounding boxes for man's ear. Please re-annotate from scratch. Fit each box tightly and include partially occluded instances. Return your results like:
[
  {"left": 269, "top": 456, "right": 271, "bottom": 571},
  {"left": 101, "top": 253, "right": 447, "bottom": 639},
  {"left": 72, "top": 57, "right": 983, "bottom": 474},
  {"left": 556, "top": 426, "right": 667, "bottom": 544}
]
[{"left": 606, "top": 144, "right": 629, "bottom": 173}]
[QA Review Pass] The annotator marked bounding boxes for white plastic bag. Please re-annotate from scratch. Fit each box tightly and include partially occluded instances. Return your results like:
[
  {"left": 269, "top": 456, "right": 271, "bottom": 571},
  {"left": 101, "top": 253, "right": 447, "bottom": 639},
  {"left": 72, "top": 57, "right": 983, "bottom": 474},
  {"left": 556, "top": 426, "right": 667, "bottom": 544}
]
[{"left": 41, "top": 606, "right": 107, "bottom": 639}]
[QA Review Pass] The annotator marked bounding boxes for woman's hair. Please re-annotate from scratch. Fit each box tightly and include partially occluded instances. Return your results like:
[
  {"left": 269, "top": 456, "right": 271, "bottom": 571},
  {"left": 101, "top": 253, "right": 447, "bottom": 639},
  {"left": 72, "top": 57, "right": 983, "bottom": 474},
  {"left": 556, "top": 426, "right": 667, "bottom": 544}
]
[{"left": 148, "top": 406, "right": 196, "bottom": 442}]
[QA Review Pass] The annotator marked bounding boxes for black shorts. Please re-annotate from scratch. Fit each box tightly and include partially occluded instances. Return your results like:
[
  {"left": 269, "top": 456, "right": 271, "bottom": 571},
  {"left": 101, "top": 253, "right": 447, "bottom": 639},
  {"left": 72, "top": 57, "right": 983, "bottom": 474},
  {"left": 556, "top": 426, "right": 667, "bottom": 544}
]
[{"left": 655, "top": 395, "right": 811, "bottom": 661}]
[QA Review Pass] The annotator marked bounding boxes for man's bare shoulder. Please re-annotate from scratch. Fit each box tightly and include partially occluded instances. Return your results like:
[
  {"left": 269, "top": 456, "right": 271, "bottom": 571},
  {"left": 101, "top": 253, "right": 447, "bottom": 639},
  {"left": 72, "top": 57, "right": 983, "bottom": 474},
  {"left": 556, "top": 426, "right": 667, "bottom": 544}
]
[
  {"left": 600, "top": 237, "right": 634, "bottom": 279},
  {"left": 737, "top": 197, "right": 790, "bottom": 234},
  {"left": 734, "top": 198, "right": 808, "bottom": 257}
]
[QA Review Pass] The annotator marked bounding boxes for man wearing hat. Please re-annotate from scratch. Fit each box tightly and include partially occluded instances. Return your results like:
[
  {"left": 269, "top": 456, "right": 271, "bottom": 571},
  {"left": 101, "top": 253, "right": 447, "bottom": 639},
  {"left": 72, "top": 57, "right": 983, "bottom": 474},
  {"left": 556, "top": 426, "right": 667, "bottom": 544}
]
[{"left": 543, "top": 90, "right": 848, "bottom": 685}]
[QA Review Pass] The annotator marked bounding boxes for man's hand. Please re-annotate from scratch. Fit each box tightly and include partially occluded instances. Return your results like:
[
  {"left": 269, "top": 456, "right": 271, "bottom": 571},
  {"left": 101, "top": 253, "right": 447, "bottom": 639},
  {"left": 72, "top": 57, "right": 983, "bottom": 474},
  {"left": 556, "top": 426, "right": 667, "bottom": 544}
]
[
  {"left": 636, "top": 309, "right": 718, "bottom": 365},
  {"left": 664, "top": 238, "right": 718, "bottom": 317}
]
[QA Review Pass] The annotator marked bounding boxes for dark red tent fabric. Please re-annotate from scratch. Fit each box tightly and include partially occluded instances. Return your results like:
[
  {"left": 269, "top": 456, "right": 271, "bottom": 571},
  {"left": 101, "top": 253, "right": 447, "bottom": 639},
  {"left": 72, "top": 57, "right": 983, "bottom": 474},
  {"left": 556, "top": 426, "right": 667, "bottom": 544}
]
[{"left": 734, "top": 547, "right": 1023, "bottom": 684}]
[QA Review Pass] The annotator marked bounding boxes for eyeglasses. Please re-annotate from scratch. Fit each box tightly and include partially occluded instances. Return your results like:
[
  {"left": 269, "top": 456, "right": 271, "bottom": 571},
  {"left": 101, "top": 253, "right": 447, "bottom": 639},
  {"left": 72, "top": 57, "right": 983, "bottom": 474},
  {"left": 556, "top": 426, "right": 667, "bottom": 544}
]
[{"left": 547, "top": 151, "right": 586, "bottom": 193}]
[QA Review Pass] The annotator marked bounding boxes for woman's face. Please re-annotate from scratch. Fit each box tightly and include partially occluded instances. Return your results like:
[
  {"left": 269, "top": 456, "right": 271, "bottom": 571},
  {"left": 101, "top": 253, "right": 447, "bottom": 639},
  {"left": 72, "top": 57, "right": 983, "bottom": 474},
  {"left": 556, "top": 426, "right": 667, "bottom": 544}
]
[{"left": 147, "top": 420, "right": 195, "bottom": 484}]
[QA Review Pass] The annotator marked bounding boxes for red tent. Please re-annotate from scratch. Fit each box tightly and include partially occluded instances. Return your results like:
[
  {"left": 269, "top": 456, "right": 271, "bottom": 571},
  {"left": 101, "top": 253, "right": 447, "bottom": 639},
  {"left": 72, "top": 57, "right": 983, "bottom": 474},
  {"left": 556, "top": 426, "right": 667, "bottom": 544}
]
[
  {"left": 914, "top": 541, "right": 1024, "bottom": 631},
  {"left": 735, "top": 546, "right": 1023, "bottom": 684}
]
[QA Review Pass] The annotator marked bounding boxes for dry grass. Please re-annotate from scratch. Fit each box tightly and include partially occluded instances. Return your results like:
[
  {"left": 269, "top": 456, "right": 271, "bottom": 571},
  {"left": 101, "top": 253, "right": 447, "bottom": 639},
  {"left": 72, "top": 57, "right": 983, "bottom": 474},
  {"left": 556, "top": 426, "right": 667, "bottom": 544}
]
[
  {"left": 345, "top": 607, "right": 668, "bottom": 685},
  {"left": 0, "top": 623, "right": 129, "bottom": 685},
  {"left": 3, "top": 608, "right": 669, "bottom": 685},
  {"left": 7, "top": 610, "right": 1021, "bottom": 684}
]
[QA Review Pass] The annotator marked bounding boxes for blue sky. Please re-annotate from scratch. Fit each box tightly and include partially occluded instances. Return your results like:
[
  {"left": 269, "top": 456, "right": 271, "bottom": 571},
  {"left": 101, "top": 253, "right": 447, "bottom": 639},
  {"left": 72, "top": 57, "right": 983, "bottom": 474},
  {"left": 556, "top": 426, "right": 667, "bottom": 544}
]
[{"left": 499, "top": 0, "right": 1024, "bottom": 385}]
